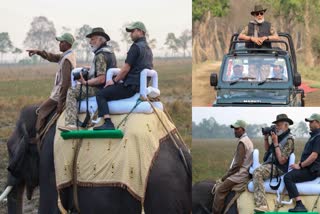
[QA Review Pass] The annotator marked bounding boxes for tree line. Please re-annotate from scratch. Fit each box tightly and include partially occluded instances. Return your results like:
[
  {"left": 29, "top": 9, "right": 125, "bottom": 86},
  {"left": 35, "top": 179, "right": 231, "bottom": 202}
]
[
  {"left": 192, "top": 0, "right": 320, "bottom": 66},
  {"left": 0, "top": 16, "right": 191, "bottom": 63},
  {"left": 192, "top": 117, "right": 309, "bottom": 139}
]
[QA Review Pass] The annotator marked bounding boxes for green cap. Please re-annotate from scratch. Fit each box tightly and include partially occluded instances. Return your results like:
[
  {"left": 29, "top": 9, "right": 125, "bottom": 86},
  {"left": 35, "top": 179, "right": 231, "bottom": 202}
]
[
  {"left": 56, "top": 33, "right": 75, "bottom": 45},
  {"left": 230, "top": 120, "right": 247, "bottom": 129},
  {"left": 305, "top": 113, "right": 320, "bottom": 122},
  {"left": 233, "top": 59, "right": 243, "bottom": 67},
  {"left": 126, "top": 21, "right": 147, "bottom": 33}
]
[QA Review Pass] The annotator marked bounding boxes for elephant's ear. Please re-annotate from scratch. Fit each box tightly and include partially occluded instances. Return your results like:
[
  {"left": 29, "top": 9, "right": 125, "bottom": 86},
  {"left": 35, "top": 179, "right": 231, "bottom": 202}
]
[{"left": 7, "top": 135, "right": 28, "bottom": 178}]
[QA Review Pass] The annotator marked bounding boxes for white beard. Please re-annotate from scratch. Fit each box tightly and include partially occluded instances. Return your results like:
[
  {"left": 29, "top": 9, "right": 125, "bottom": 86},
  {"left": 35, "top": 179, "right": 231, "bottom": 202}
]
[
  {"left": 255, "top": 17, "right": 265, "bottom": 24},
  {"left": 91, "top": 46, "right": 98, "bottom": 52},
  {"left": 276, "top": 129, "right": 284, "bottom": 136}
]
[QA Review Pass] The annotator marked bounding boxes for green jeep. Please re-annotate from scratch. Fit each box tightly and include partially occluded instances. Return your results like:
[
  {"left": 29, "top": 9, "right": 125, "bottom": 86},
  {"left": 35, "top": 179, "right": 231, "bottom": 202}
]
[{"left": 210, "top": 33, "right": 305, "bottom": 106}]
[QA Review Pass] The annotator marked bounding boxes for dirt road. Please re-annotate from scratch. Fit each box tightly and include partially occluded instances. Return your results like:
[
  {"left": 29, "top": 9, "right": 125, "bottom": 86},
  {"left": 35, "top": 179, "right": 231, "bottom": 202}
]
[
  {"left": 192, "top": 62, "right": 320, "bottom": 107},
  {"left": 192, "top": 62, "right": 220, "bottom": 106}
]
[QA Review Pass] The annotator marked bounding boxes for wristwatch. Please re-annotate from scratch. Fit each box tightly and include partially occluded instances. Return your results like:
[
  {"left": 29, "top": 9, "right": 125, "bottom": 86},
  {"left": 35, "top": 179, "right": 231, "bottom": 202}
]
[{"left": 299, "top": 162, "right": 303, "bottom": 169}]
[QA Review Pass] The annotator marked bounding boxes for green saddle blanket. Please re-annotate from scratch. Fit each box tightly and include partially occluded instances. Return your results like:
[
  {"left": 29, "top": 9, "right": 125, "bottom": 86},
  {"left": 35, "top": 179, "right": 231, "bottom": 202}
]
[{"left": 60, "top": 129, "right": 124, "bottom": 140}]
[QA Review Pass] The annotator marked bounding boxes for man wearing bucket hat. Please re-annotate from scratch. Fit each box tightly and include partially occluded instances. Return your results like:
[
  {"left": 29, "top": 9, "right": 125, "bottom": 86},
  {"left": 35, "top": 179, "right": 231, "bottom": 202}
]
[
  {"left": 238, "top": 4, "right": 279, "bottom": 48},
  {"left": 59, "top": 27, "right": 117, "bottom": 131},
  {"left": 284, "top": 113, "right": 320, "bottom": 212},
  {"left": 93, "top": 21, "right": 153, "bottom": 130},
  {"left": 26, "top": 33, "right": 77, "bottom": 140},
  {"left": 269, "top": 60, "right": 287, "bottom": 80},
  {"left": 253, "top": 114, "right": 294, "bottom": 213},
  {"left": 212, "top": 120, "right": 253, "bottom": 213}
]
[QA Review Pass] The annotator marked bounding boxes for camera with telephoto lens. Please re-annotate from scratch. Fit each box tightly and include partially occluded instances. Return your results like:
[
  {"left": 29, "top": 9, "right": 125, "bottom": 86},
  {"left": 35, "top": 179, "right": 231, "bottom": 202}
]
[
  {"left": 261, "top": 125, "right": 277, "bottom": 135},
  {"left": 73, "top": 68, "right": 89, "bottom": 81}
]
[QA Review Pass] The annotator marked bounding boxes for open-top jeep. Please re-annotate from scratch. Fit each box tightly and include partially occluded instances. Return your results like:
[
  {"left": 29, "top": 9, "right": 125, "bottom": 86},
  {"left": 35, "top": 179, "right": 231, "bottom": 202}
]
[{"left": 210, "top": 33, "right": 305, "bottom": 106}]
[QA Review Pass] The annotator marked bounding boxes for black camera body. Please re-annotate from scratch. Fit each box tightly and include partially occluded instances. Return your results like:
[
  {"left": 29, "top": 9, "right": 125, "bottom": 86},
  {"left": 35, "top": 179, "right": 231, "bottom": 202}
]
[
  {"left": 261, "top": 125, "right": 277, "bottom": 135},
  {"left": 73, "top": 68, "right": 89, "bottom": 81}
]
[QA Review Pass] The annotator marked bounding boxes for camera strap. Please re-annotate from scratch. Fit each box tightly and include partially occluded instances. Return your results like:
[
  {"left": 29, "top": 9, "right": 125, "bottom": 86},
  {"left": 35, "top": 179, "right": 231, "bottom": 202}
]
[
  {"left": 76, "top": 83, "right": 90, "bottom": 128},
  {"left": 81, "top": 82, "right": 90, "bottom": 127},
  {"left": 269, "top": 150, "right": 281, "bottom": 190}
]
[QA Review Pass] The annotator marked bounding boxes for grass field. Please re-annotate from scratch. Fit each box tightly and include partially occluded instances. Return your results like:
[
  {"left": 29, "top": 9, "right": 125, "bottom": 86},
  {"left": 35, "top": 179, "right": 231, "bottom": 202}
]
[
  {"left": 0, "top": 58, "right": 191, "bottom": 213},
  {"left": 0, "top": 58, "right": 192, "bottom": 144},
  {"left": 192, "top": 138, "right": 308, "bottom": 183}
]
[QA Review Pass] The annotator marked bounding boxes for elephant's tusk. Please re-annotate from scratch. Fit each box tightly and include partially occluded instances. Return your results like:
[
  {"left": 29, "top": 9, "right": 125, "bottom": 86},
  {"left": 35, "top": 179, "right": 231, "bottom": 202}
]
[{"left": 0, "top": 186, "right": 13, "bottom": 202}]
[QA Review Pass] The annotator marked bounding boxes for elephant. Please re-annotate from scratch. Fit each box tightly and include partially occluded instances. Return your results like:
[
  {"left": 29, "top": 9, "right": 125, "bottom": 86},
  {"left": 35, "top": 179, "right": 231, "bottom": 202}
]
[
  {"left": 192, "top": 180, "right": 237, "bottom": 214},
  {"left": 1, "top": 105, "right": 192, "bottom": 214}
]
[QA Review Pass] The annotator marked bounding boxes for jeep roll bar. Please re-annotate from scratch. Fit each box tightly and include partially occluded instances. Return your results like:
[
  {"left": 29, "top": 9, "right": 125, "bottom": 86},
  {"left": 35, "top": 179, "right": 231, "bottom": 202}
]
[{"left": 228, "top": 33, "right": 298, "bottom": 74}]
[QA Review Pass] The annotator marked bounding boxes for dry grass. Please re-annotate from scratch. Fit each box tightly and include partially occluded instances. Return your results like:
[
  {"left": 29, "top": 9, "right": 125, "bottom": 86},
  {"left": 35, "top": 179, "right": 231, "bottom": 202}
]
[{"left": 192, "top": 138, "right": 307, "bottom": 183}]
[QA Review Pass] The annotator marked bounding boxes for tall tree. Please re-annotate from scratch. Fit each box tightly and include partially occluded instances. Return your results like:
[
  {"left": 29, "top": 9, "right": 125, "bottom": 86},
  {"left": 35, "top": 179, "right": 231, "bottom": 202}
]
[
  {"left": 178, "top": 29, "right": 192, "bottom": 57},
  {"left": 192, "top": 0, "right": 229, "bottom": 21},
  {"left": 120, "top": 23, "right": 132, "bottom": 51},
  {"left": 24, "top": 16, "right": 57, "bottom": 53},
  {"left": 0, "top": 32, "right": 13, "bottom": 62},
  {"left": 165, "top": 33, "right": 179, "bottom": 56},
  {"left": 75, "top": 24, "right": 92, "bottom": 62},
  {"left": 108, "top": 40, "right": 120, "bottom": 53},
  {"left": 12, "top": 47, "right": 22, "bottom": 63}
]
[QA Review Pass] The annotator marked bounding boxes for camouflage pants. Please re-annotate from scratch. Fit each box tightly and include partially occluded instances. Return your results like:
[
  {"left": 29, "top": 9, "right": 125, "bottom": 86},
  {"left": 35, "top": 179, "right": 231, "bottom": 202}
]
[
  {"left": 253, "top": 163, "right": 284, "bottom": 207},
  {"left": 64, "top": 84, "right": 97, "bottom": 126}
]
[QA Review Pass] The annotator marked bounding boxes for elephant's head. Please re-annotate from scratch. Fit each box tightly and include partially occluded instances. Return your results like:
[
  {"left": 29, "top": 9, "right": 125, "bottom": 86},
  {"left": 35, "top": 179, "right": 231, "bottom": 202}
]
[{"left": 1, "top": 105, "right": 39, "bottom": 213}]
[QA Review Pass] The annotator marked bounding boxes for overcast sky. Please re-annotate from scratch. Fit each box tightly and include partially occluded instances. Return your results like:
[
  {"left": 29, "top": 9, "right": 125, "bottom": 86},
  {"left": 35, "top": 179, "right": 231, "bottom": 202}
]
[
  {"left": 193, "top": 107, "right": 320, "bottom": 126},
  {"left": 0, "top": 0, "right": 191, "bottom": 57}
]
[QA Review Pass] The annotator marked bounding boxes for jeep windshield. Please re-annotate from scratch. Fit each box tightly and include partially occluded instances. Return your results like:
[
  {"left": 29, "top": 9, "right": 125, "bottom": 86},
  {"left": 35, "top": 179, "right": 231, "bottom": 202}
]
[{"left": 222, "top": 56, "right": 288, "bottom": 84}]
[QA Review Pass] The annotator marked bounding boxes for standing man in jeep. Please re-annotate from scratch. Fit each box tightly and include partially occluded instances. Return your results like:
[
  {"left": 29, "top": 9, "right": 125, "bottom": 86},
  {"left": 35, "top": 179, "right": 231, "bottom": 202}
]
[
  {"left": 59, "top": 27, "right": 117, "bottom": 131},
  {"left": 238, "top": 4, "right": 280, "bottom": 48},
  {"left": 93, "top": 21, "right": 153, "bottom": 130}
]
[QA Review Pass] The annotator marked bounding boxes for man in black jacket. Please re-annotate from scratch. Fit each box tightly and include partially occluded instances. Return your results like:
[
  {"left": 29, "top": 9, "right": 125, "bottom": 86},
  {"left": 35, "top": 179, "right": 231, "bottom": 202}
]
[
  {"left": 284, "top": 113, "right": 320, "bottom": 212},
  {"left": 238, "top": 4, "right": 279, "bottom": 48},
  {"left": 94, "top": 21, "right": 153, "bottom": 130}
]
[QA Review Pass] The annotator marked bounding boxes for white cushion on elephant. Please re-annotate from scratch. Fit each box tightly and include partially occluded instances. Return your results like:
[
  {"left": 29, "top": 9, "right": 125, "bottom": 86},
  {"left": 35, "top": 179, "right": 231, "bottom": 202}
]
[
  {"left": 247, "top": 176, "right": 320, "bottom": 195},
  {"left": 78, "top": 93, "right": 163, "bottom": 115}
]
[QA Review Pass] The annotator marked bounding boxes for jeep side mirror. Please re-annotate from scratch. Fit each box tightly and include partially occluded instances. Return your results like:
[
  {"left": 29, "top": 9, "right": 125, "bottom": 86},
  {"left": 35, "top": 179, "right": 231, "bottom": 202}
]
[
  {"left": 210, "top": 73, "right": 218, "bottom": 86},
  {"left": 293, "top": 73, "right": 301, "bottom": 87}
]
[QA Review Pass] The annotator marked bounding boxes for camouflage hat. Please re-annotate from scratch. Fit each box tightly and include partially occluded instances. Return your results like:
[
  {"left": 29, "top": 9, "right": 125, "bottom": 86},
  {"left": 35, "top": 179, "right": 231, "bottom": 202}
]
[
  {"left": 251, "top": 5, "right": 267, "bottom": 16},
  {"left": 126, "top": 21, "right": 147, "bottom": 33},
  {"left": 56, "top": 33, "right": 75, "bottom": 45},
  {"left": 86, "top": 27, "right": 110, "bottom": 41},
  {"left": 272, "top": 114, "right": 293, "bottom": 125},
  {"left": 230, "top": 120, "right": 247, "bottom": 129},
  {"left": 305, "top": 113, "right": 320, "bottom": 123}
]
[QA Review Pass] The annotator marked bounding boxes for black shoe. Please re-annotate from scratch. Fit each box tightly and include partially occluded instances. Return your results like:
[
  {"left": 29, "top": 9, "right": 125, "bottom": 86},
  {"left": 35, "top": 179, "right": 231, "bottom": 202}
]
[
  {"left": 288, "top": 203, "right": 308, "bottom": 212},
  {"left": 93, "top": 120, "right": 115, "bottom": 130}
]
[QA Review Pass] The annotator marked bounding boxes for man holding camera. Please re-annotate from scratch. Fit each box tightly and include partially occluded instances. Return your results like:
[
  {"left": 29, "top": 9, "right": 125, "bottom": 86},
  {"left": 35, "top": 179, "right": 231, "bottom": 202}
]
[
  {"left": 26, "top": 33, "right": 76, "bottom": 139},
  {"left": 253, "top": 114, "right": 294, "bottom": 213},
  {"left": 212, "top": 120, "right": 253, "bottom": 214},
  {"left": 284, "top": 113, "right": 320, "bottom": 212},
  {"left": 59, "top": 28, "right": 117, "bottom": 131},
  {"left": 93, "top": 21, "right": 153, "bottom": 130}
]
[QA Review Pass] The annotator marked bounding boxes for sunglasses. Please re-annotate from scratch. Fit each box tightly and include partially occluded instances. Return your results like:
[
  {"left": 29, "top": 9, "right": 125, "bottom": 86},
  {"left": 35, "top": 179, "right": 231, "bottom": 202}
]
[{"left": 255, "top": 12, "right": 264, "bottom": 16}]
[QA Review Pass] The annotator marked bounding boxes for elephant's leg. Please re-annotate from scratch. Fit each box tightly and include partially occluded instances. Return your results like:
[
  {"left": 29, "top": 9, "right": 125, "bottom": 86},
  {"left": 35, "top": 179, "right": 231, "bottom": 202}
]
[
  {"left": 76, "top": 187, "right": 142, "bottom": 214},
  {"left": 38, "top": 125, "right": 59, "bottom": 214},
  {"left": 7, "top": 180, "right": 25, "bottom": 214},
  {"left": 144, "top": 140, "right": 192, "bottom": 214}
]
